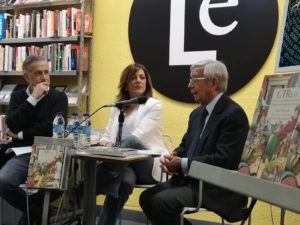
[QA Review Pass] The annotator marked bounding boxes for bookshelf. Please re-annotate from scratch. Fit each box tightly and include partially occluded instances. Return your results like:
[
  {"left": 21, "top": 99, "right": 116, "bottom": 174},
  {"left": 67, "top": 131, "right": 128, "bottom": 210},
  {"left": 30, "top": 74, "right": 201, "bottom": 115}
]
[{"left": 0, "top": 0, "right": 94, "bottom": 115}]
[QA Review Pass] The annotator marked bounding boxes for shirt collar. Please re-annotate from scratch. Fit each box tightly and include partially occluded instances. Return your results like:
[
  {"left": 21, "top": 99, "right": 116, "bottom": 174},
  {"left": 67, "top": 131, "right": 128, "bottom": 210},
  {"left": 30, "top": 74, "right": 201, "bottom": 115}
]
[
  {"left": 205, "top": 92, "right": 223, "bottom": 115},
  {"left": 25, "top": 86, "right": 30, "bottom": 96}
]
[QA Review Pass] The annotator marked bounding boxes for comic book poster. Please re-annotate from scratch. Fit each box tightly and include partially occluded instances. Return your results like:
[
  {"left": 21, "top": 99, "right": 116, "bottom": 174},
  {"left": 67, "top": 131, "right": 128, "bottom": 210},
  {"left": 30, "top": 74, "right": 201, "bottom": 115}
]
[
  {"left": 239, "top": 74, "right": 300, "bottom": 188},
  {"left": 26, "top": 137, "right": 73, "bottom": 190}
]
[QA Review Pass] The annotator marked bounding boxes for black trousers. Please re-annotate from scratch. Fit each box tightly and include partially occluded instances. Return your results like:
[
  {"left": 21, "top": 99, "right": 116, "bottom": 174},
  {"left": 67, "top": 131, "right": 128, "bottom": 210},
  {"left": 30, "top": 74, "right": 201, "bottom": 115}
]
[
  {"left": 139, "top": 177, "right": 197, "bottom": 225},
  {"left": 0, "top": 143, "right": 14, "bottom": 168}
]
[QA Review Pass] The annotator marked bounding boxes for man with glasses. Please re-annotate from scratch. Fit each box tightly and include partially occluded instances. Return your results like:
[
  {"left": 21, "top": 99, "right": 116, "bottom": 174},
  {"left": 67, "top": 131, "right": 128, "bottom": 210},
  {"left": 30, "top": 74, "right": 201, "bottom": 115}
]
[
  {"left": 0, "top": 55, "right": 68, "bottom": 225},
  {"left": 140, "top": 59, "right": 249, "bottom": 225}
]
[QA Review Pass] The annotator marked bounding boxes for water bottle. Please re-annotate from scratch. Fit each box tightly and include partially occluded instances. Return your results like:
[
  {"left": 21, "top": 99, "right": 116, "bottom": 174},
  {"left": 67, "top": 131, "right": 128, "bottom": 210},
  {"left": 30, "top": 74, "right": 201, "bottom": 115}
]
[
  {"left": 79, "top": 113, "right": 91, "bottom": 149},
  {"left": 72, "top": 113, "right": 80, "bottom": 148},
  {"left": 66, "top": 115, "right": 74, "bottom": 140},
  {"left": 53, "top": 112, "right": 65, "bottom": 139},
  {"left": 66, "top": 113, "right": 80, "bottom": 148}
]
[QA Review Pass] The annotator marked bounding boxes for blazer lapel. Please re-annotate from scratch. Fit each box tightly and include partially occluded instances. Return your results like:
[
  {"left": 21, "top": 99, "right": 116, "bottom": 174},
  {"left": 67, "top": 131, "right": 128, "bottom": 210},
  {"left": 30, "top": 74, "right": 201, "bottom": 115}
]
[
  {"left": 187, "top": 109, "right": 205, "bottom": 157},
  {"left": 195, "top": 95, "right": 230, "bottom": 154}
]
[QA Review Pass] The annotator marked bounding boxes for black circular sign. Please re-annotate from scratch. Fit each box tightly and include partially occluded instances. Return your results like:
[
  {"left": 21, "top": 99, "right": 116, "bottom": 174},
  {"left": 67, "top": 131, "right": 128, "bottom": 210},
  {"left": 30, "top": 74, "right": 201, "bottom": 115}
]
[{"left": 129, "top": 0, "right": 278, "bottom": 103}]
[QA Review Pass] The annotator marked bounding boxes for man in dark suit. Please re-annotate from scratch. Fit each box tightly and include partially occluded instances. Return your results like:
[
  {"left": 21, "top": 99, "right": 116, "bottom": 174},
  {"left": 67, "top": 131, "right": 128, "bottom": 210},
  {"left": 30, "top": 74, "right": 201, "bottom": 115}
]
[{"left": 139, "top": 60, "right": 249, "bottom": 225}]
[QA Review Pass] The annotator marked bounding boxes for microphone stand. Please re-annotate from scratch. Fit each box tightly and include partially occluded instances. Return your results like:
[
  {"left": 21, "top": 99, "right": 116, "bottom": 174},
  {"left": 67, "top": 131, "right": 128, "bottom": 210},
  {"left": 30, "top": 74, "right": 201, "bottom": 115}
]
[{"left": 115, "top": 106, "right": 125, "bottom": 147}]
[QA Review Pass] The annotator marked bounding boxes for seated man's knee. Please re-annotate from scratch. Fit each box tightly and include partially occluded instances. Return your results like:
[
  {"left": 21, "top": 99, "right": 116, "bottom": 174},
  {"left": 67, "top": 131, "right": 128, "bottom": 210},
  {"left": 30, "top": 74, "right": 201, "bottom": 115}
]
[
  {"left": 0, "top": 175, "right": 12, "bottom": 195},
  {"left": 120, "top": 176, "right": 135, "bottom": 196},
  {"left": 139, "top": 188, "right": 152, "bottom": 209},
  {"left": 150, "top": 191, "right": 174, "bottom": 212}
]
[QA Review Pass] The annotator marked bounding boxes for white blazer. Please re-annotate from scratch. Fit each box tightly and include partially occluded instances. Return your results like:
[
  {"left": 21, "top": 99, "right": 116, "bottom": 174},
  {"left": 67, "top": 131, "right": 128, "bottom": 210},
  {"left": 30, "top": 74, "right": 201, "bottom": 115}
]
[{"left": 100, "top": 97, "right": 169, "bottom": 181}]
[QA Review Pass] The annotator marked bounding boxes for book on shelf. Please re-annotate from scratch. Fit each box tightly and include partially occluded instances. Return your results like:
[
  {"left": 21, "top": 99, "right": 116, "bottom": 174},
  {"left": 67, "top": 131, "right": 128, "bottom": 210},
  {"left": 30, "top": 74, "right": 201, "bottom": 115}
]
[
  {"left": 76, "top": 11, "right": 93, "bottom": 35},
  {"left": 54, "top": 85, "right": 66, "bottom": 92},
  {"left": 0, "top": 13, "right": 4, "bottom": 40},
  {"left": 64, "top": 85, "right": 78, "bottom": 105},
  {"left": 26, "top": 136, "right": 73, "bottom": 190},
  {"left": 0, "top": 44, "right": 88, "bottom": 72},
  {"left": 239, "top": 73, "right": 300, "bottom": 189},
  {"left": 0, "top": 84, "right": 16, "bottom": 103},
  {"left": 0, "top": 7, "right": 90, "bottom": 39},
  {"left": 71, "top": 45, "right": 89, "bottom": 71},
  {"left": 0, "top": 46, "right": 4, "bottom": 71},
  {"left": 0, "top": 115, "right": 6, "bottom": 141}
]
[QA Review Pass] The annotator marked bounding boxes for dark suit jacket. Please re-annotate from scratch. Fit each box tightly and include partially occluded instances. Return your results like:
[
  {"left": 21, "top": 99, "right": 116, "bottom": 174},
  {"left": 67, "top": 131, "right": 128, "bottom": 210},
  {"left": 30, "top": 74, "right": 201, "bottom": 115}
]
[{"left": 175, "top": 94, "right": 249, "bottom": 222}]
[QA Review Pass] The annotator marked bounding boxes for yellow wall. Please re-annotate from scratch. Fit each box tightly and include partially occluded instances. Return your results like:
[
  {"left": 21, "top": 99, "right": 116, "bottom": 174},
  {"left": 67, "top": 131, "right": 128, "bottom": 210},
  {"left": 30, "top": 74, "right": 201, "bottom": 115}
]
[
  {"left": 91, "top": 0, "right": 300, "bottom": 224},
  {"left": 90, "top": 0, "right": 286, "bottom": 147}
]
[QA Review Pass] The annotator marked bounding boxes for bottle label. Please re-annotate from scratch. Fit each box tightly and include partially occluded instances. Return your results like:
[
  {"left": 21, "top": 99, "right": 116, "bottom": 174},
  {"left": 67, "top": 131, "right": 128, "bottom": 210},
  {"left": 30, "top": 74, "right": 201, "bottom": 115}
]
[
  {"left": 78, "top": 123, "right": 91, "bottom": 149},
  {"left": 66, "top": 124, "right": 74, "bottom": 139},
  {"left": 53, "top": 124, "right": 64, "bottom": 138}
]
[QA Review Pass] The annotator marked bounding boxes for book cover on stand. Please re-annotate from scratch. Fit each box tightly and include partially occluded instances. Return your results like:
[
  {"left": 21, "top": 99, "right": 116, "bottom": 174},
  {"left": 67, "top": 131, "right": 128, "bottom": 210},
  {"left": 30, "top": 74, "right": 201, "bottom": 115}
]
[
  {"left": 26, "top": 136, "right": 73, "bottom": 190},
  {"left": 239, "top": 73, "right": 300, "bottom": 188}
]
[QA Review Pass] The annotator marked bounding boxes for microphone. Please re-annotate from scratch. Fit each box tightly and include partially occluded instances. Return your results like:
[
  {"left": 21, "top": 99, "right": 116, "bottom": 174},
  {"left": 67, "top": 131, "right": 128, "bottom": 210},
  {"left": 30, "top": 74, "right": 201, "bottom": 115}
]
[
  {"left": 64, "top": 97, "right": 148, "bottom": 138},
  {"left": 104, "top": 96, "right": 148, "bottom": 108}
]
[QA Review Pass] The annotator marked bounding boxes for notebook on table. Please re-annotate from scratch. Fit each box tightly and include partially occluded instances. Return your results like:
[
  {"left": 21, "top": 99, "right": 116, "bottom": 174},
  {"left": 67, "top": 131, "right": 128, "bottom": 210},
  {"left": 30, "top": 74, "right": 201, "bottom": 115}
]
[{"left": 85, "top": 146, "right": 138, "bottom": 157}]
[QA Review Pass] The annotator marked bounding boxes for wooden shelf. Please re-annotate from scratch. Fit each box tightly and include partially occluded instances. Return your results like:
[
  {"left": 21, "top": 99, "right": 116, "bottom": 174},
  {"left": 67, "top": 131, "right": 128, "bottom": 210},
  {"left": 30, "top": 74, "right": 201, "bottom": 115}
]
[
  {"left": 0, "top": 71, "right": 77, "bottom": 76},
  {"left": 0, "top": 0, "right": 81, "bottom": 10},
  {"left": 0, "top": 37, "right": 80, "bottom": 45},
  {"left": 0, "top": 0, "right": 93, "bottom": 115},
  {"left": 0, "top": 101, "right": 78, "bottom": 107}
]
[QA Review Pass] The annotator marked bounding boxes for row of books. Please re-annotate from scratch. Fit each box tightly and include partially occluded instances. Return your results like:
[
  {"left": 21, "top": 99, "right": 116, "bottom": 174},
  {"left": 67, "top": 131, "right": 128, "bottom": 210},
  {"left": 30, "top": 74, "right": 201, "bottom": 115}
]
[
  {"left": 0, "top": 43, "right": 88, "bottom": 72},
  {"left": 0, "top": 8, "right": 92, "bottom": 39},
  {"left": 1, "top": 0, "right": 64, "bottom": 6},
  {"left": 0, "top": 114, "right": 6, "bottom": 142},
  {"left": 0, "top": 84, "right": 83, "bottom": 105}
]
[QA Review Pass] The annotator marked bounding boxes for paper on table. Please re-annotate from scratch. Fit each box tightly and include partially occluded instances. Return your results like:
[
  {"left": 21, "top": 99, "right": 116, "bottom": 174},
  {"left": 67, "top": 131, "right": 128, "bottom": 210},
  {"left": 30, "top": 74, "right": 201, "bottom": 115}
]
[
  {"left": 6, "top": 146, "right": 32, "bottom": 156},
  {"left": 137, "top": 150, "right": 161, "bottom": 156}
]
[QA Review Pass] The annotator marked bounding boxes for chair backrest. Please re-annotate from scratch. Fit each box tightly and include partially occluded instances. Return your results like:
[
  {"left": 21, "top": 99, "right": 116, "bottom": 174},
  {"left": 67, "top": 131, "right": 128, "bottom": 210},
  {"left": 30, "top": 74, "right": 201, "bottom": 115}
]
[{"left": 188, "top": 161, "right": 300, "bottom": 214}]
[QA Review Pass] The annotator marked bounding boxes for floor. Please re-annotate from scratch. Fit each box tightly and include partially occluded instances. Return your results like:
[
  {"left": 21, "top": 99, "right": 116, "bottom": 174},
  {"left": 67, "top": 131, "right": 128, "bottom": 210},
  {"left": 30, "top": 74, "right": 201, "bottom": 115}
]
[
  {"left": 0, "top": 198, "right": 222, "bottom": 225},
  {"left": 112, "top": 208, "right": 222, "bottom": 225},
  {"left": 118, "top": 218, "right": 221, "bottom": 225}
]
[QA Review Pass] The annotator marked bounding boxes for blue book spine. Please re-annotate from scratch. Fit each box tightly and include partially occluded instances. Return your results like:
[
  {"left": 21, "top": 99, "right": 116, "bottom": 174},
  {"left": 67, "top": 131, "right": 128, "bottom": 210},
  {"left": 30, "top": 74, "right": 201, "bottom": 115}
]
[{"left": 0, "top": 13, "right": 4, "bottom": 40}]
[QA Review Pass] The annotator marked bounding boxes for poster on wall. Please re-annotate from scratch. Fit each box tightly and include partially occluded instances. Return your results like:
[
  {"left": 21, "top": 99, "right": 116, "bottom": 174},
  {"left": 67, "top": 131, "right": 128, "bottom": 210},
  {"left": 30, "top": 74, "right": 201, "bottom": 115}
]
[
  {"left": 129, "top": 0, "right": 278, "bottom": 103},
  {"left": 275, "top": 0, "right": 300, "bottom": 72},
  {"left": 239, "top": 73, "right": 300, "bottom": 189}
]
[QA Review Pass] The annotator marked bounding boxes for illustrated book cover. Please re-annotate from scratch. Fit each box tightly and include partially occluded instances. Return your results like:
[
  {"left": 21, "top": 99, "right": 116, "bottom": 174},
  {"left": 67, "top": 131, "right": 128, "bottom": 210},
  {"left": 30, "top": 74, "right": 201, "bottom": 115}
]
[
  {"left": 26, "top": 136, "right": 73, "bottom": 190},
  {"left": 239, "top": 73, "right": 300, "bottom": 188}
]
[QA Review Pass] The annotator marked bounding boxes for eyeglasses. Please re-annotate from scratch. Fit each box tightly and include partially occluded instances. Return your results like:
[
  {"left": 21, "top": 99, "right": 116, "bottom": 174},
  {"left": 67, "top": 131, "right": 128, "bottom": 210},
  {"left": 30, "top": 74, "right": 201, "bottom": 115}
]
[{"left": 189, "top": 76, "right": 207, "bottom": 83}]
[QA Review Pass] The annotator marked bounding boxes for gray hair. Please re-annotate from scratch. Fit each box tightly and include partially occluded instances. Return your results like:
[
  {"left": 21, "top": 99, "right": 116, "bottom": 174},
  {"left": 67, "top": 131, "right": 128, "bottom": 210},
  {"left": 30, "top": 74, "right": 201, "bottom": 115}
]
[
  {"left": 22, "top": 55, "right": 47, "bottom": 74},
  {"left": 190, "top": 59, "right": 228, "bottom": 92}
]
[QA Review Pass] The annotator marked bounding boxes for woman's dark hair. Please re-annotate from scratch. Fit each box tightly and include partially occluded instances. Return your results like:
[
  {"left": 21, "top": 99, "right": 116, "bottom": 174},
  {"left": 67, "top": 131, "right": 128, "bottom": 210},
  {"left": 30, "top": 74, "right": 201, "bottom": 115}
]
[{"left": 116, "top": 63, "right": 153, "bottom": 101}]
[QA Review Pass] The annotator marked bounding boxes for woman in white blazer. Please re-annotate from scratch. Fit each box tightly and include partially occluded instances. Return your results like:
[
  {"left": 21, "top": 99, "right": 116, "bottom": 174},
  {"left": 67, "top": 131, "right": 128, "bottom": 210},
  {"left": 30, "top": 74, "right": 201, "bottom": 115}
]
[{"left": 96, "top": 63, "right": 169, "bottom": 225}]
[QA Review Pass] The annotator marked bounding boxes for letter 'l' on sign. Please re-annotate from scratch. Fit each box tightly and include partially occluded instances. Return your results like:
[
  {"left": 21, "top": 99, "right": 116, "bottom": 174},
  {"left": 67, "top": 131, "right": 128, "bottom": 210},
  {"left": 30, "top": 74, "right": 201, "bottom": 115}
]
[{"left": 169, "top": 0, "right": 239, "bottom": 66}]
